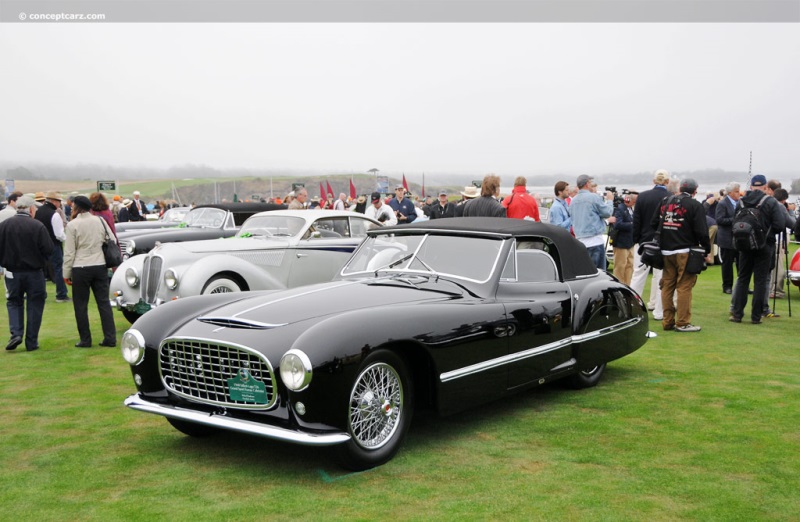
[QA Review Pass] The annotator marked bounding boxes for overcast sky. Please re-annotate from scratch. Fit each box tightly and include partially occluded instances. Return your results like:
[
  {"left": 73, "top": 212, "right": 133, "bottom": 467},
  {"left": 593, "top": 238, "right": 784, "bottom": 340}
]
[{"left": 0, "top": 23, "right": 797, "bottom": 176}]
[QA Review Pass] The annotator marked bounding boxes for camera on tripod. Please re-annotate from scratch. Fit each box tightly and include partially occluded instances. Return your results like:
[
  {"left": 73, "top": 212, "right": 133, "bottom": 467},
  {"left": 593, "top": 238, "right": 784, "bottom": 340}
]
[{"left": 605, "top": 187, "right": 630, "bottom": 208}]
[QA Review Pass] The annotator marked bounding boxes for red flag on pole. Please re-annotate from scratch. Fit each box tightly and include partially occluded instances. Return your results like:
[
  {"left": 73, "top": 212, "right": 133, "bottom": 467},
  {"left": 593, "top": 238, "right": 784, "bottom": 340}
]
[
  {"left": 319, "top": 182, "right": 326, "bottom": 205},
  {"left": 402, "top": 173, "right": 409, "bottom": 192},
  {"left": 421, "top": 172, "right": 425, "bottom": 198},
  {"left": 326, "top": 180, "right": 334, "bottom": 199},
  {"left": 349, "top": 177, "right": 357, "bottom": 199}
]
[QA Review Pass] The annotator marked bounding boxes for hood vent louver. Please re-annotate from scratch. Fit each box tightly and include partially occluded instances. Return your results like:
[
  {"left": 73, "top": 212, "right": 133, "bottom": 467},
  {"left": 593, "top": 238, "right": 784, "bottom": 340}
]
[{"left": 196, "top": 316, "right": 287, "bottom": 330}]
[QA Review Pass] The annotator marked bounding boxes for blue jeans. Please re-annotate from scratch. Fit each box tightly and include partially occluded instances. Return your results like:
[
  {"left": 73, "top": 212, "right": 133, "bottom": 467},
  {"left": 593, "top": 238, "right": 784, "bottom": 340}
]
[
  {"left": 586, "top": 245, "right": 607, "bottom": 271},
  {"left": 6, "top": 270, "right": 47, "bottom": 350},
  {"left": 50, "top": 244, "right": 69, "bottom": 300}
]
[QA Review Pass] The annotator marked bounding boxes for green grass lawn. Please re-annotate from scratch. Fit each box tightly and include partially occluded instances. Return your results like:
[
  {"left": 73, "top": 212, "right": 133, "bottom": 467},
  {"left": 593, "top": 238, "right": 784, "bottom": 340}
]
[{"left": 1, "top": 259, "right": 798, "bottom": 521}]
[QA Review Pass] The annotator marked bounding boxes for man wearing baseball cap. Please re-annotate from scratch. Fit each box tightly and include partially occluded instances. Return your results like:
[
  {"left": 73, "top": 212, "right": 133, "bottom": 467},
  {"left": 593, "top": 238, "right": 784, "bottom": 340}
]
[
  {"left": 365, "top": 192, "right": 397, "bottom": 228},
  {"left": 428, "top": 191, "right": 454, "bottom": 219},
  {"left": 388, "top": 184, "right": 416, "bottom": 223},
  {"left": 730, "top": 174, "right": 786, "bottom": 324}
]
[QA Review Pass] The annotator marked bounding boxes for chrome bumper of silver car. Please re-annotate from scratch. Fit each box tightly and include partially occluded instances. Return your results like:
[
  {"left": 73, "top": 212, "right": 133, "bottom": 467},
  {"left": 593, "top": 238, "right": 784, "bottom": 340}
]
[
  {"left": 788, "top": 271, "right": 800, "bottom": 283},
  {"left": 124, "top": 393, "right": 351, "bottom": 446},
  {"left": 112, "top": 295, "right": 164, "bottom": 312}
]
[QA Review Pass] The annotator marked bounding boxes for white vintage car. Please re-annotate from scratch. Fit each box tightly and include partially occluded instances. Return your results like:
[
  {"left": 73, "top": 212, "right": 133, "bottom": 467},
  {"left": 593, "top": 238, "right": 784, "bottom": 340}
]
[{"left": 110, "top": 210, "right": 381, "bottom": 323}]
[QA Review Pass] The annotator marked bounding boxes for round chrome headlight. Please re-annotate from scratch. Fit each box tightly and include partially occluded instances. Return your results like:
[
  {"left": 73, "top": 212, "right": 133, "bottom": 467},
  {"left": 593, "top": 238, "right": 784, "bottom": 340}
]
[
  {"left": 164, "top": 269, "right": 179, "bottom": 290},
  {"left": 121, "top": 329, "right": 146, "bottom": 365},
  {"left": 125, "top": 267, "right": 140, "bottom": 287},
  {"left": 280, "top": 349, "right": 313, "bottom": 391},
  {"left": 125, "top": 240, "right": 136, "bottom": 255}
]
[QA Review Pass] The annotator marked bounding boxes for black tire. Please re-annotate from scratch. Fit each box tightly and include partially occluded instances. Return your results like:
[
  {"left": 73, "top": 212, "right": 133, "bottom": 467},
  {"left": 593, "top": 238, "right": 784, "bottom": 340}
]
[
  {"left": 335, "top": 350, "right": 414, "bottom": 471},
  {"left": 201, "top": 276, "right": 242, "bottom": 295},
  {"left": 567, "top": 363, "right": 607, "bottom": 389},
  {"left": 167, "top": 418, "right": 219, "bottom": 438},
  {"left": 122, "top": 309, "right": 142, "bottom": 325}
]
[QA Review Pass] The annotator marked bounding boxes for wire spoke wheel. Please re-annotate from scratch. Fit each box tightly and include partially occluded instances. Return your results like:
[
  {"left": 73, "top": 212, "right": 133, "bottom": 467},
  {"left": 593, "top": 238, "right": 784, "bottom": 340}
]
[
  {"left": 348, "top": 362, "right": 403, "bottom": 450},
  {"left": 337, "top": 351, "right": 413, "bottom": 470}
]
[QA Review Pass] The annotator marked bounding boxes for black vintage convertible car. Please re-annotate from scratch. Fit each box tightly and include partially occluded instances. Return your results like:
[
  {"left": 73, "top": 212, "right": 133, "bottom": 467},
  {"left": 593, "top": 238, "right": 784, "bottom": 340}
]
[
  {"left": 122, "top": 218, "right": 651, "bottom": 469},
  {"left": 118, "top": 203, "right": 285, "bottom": 259}
]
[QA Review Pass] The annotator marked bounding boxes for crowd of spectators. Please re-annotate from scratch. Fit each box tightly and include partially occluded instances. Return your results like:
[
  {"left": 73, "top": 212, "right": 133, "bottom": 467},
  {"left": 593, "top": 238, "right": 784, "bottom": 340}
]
[{"left": 2, "top": 171, "right": 797, "bottom": 353}]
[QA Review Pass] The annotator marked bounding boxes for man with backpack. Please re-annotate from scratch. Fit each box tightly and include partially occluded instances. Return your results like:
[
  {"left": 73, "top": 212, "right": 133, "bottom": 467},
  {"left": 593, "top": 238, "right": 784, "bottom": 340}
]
[
  {"left": 730, "top": 175, "right": 786, "bottom": 325},
  {"left": 650, "top": 178, "right": 710, "bottom": 332}
]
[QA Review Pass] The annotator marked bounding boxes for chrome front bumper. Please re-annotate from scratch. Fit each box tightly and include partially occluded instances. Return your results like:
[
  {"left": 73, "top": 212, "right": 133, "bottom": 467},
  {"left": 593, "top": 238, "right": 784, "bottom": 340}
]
[{"left": 124, "top": 393, "right": 351, "bottom": 446}]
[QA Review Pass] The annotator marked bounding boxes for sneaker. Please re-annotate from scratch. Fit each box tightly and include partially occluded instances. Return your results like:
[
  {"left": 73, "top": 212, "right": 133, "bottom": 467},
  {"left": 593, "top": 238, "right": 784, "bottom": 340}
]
[
  {"left": 768, "top": 292, "right": 785, "bottom": 299},
  {"left": 653, "top": 315, "right": 663, "bottom": 321},
  {"left": 663, "top": 324, "right": 675, "bottom": 331},
  {"left": 55, "top": 297, "right": 72, "bottom": 303},
  {"left": 676, "top": 324, "right": 701, "bottom": 332},
  {"left": 729, "top": 316, "right": 742, "bottom": 323},
  {"left": 751, "top": 319, "right": 762, "bottom": 325},
  {"left": 763, "top": 312, "right": 781, "bottom": 318},
  {"left": 723, "top": 288, "right": 732, "bottom": 294}
]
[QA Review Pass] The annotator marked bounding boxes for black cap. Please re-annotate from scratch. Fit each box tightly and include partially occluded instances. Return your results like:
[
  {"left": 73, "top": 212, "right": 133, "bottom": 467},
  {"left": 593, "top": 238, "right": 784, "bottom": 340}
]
[
  {"left": 370, "top": 191, "right": 382, "bottom": 202},
  {"left": 73, "top": 195, "right": 92, "bottom": 211}
]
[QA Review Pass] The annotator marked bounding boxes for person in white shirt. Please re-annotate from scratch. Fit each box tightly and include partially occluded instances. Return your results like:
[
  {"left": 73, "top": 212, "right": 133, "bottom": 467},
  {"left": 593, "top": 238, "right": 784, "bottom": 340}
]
[
  {"left": 334, "top": 193, "right": 347, "bottom": 211},
  {"left": 364, "top": 192, "right": 397, "bottom": 228}
]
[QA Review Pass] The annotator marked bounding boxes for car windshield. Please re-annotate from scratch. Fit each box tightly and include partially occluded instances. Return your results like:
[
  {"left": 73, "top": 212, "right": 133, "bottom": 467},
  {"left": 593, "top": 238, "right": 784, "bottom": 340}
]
[
  {"left": 237, "top": 216, "right": 306, "bottom": 238},
  {"left": 182, "top": 208, "right": 227, "bottom": 228},
  {"left": 161, "top": 208, "right": 189, "bottom": 223},
  {"left": 342, "top": 233, "right": 505, "bottom": 283}
]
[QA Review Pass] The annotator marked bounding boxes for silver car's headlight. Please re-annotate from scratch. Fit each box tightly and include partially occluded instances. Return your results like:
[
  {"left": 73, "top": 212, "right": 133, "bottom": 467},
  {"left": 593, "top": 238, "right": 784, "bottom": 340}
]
[
  {"left": 121, "top": 329, "right": 146, "bottom": 365},
  {"left": 280, "top": 349, "right": 313, "bottom": 391},
  {"left": 125, "top": 267, "right": 140, "bottom": 287},
  {"left": 125, "top": 240, "right": 136, "bottom": 255},
  {"left": 164, "top": 269, "right": 179, "bottom": 290}
]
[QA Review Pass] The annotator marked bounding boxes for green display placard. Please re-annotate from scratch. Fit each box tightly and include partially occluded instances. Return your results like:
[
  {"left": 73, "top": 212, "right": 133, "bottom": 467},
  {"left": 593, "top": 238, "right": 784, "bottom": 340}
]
[
  {"left": 97, "top": 180, "right": 116, "bottom": 191},
  {"left": 227, "top": 368, "right": 268, "bottom": 404}
]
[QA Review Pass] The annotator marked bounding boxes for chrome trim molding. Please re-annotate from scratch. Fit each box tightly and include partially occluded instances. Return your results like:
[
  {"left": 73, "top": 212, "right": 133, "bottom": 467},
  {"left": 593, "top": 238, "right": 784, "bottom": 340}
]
[
  {"left": 440, "top": 337, "right": 572, "bottom": 383},
  {"left": 124, "top": 394, "right": 351, "bottom": 446},
  {"left": 197, "top": 316, "right": 287, "bottom": 329},
  {"left": 439, "top": 316, "right": 643, "bottom": 383}
]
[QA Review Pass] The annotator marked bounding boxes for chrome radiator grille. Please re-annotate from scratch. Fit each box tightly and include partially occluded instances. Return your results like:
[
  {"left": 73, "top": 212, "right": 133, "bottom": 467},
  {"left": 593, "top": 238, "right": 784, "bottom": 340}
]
[
  {"left": 159, "top": 337, "right": 277, "bottom": 409},
  {"left": 141, "top": 256, "right": 163, "bottom": 303}
]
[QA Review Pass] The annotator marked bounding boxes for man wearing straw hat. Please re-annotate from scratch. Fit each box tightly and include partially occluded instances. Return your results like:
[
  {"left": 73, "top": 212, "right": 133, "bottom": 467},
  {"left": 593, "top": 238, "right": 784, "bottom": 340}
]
[{"left": 34, "top": 191, "right": 70, "bottom": 303}]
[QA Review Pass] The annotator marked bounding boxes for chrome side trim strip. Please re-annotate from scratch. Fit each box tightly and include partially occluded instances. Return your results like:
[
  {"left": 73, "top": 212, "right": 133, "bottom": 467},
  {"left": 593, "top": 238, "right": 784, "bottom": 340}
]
[
  {"left": 439, "top": 316, "right": 642, "bottom": 383},
  {"left": 124, "top": 394, "right": 351, "bottom": 446},
  {"left": 440, "top": 337, "right": 573, "bottom": 383}
]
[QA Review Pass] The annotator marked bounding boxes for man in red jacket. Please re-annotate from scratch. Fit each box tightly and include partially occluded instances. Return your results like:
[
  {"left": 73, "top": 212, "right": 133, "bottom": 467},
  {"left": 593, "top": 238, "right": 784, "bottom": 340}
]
[{"left": 503, "top": 176, "right": 540, "bottom": 221}]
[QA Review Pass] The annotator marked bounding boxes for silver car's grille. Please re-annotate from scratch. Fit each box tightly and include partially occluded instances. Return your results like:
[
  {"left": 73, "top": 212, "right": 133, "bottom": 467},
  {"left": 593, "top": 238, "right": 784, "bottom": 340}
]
[
  {"left": 159, "top": 337, "right": 277, "bottom": 410},
  {"left": 119, "top": 239, "right": 131, "bottom": 255},
  {"left": 141, "top": 255, "right": 163, "bottom": 303}
]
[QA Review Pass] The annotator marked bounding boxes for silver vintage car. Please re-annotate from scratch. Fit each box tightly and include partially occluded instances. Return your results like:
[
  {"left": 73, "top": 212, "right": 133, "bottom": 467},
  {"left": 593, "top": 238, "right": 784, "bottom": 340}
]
[{"left": 110, "top": 210, "right": 381, "bottom": 323}]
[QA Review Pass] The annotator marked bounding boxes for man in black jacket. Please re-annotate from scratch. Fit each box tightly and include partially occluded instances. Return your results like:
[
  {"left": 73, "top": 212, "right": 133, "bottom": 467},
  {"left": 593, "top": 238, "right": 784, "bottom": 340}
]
[
  {"left": 428, "top": 191, "right": 455, "bottom": 219},
  {"left": 651, "top": 178, "right": 710, "bottom": 332},
  {"left": 34, "top": 191, "right": 70, "bottom": 302},
  {"left": 0, "top": 196, "right": 54, "bottom": 352},
  {"left": 631, "top": 169, "right": 671, "bottom": 318},
  {"left": 730, "top": 175, "right": 786, "bottom": 324},
  {"left": 715, "top": 182, "right": 741, "bottom": 294}
]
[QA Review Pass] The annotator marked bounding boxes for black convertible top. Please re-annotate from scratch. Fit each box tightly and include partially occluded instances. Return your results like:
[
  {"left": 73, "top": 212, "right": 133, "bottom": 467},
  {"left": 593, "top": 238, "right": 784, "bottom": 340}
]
[
  {"left": 377, "top": 217, "right": 597, "bottom": 280},
  {"left": 194, "top": 203, "right": 287, "bottom": 213}
]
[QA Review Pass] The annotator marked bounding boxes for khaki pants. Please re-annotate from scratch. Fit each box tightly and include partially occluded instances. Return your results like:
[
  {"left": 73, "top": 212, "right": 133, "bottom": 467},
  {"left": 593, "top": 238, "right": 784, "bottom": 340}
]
[
  {"left": 660, "top": 253, "right": 698, "bottom": 328},
  {"left": 613, "top": 247, "right": 634, "bottom": 285}
]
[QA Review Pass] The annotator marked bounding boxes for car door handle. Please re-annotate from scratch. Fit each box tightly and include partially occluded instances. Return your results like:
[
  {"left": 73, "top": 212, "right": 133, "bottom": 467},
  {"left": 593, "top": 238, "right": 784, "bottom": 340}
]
[{"left": 296, "top": 253, "right": 309, "bottom": 258}]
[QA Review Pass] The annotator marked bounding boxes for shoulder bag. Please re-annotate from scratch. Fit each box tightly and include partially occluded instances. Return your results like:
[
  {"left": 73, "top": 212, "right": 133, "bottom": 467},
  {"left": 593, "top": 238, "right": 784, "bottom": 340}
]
[{"left": 98, "top": 216, "right": 122, "bottom": 268}]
